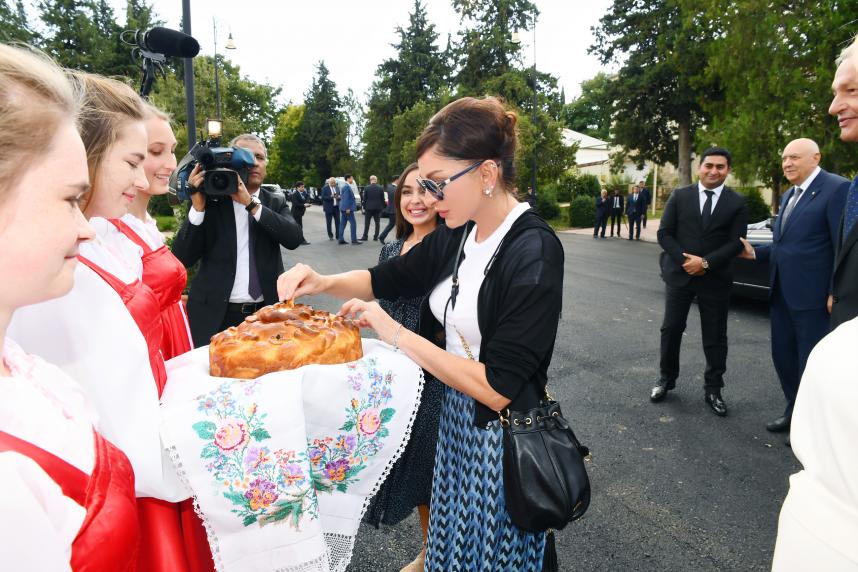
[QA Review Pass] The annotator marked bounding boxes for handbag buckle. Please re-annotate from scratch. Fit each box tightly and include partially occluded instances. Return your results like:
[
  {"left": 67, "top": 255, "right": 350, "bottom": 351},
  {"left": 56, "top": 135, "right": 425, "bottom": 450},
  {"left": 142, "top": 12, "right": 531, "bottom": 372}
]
[{"left": 498, "top": 408, "right": 510, "bottom": 428}]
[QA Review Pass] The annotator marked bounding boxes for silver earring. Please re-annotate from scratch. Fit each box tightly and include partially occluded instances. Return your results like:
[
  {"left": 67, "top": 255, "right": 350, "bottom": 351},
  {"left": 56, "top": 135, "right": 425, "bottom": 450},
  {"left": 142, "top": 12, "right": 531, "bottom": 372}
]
[{"left": 483, "top": 186, "right": 494, "bottom": 197}]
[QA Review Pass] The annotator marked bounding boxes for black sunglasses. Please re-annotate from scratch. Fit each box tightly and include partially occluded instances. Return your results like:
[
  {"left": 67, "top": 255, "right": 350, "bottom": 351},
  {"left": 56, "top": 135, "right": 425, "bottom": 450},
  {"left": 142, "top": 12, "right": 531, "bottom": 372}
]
[{"left": 416, "top": 160, "right": 497, "bottom": 201}]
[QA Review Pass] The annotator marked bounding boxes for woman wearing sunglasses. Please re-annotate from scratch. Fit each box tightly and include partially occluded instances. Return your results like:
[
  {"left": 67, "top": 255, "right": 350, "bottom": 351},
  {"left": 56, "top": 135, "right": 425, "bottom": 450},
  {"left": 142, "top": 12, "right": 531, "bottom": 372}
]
[{"left": 278, "top": 96, "right": 564, "bottom": 571}]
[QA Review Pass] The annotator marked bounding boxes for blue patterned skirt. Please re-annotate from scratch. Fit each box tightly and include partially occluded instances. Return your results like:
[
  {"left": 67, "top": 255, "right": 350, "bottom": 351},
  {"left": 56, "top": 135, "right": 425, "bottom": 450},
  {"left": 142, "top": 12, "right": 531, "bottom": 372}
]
[{"left": 425, "top": 386, "right": 545, "bottom": 571}]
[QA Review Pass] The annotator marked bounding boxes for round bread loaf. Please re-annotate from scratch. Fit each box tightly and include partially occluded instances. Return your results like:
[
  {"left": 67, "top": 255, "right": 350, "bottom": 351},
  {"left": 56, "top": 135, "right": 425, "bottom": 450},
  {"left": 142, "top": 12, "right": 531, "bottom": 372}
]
[{"left": 209, "top": 301, "right": 363, "bottom": 379}]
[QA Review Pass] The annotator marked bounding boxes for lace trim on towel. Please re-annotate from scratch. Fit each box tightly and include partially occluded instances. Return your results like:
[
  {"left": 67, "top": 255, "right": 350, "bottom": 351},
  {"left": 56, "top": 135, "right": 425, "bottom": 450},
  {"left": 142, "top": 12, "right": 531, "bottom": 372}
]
[
  {"left": 163, "top": 360, "right": 426, "bottom": 572},
  {"left": 325, "top": 365, "right": 426, "bottom": 572}
]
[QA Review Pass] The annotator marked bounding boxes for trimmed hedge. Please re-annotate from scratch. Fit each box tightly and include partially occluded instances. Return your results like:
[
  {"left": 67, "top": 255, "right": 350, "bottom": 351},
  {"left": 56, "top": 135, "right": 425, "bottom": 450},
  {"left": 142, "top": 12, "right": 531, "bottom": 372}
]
[
  {"left": 535, "top": 185, "right": 560, "bottom": 220},
  {"left": 569, "top": 195, "right": 596, "bottom": 228}
]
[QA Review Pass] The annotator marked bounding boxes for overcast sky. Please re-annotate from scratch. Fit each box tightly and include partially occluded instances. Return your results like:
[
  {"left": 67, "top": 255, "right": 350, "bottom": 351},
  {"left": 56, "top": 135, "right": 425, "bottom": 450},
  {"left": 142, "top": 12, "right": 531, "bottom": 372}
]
[{"left": 110, "top": 0, "right": 614, "bottom": 106}]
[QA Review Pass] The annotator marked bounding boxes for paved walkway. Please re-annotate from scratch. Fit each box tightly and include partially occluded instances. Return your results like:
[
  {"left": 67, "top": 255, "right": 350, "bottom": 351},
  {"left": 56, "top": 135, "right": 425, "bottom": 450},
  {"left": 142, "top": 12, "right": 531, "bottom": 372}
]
[{"left": 561, "top": 216, "right": 661, "bottom": 243}]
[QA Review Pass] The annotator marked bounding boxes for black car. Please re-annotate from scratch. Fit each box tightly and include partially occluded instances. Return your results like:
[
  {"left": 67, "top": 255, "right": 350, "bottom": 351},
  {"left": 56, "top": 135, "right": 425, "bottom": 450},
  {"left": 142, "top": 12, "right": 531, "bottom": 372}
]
[{"left": 732, "top": 217, "right": 775, "bottom": 300}]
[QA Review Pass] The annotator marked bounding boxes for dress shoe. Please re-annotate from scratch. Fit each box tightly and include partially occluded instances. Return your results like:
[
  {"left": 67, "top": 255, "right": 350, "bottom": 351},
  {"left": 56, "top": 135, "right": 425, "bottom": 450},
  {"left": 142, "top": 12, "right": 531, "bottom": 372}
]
[
  {"left": 328, "top": 236, "right": 334, "bottom": 241},
  {"left": 351, "top": 240, "right": 363, "bottom": 245},
  {"left": 704, "top": 392, "right": 728, "bottom": 417},
  {"left": 360, "top": 236, "right": 368, "bottom": 241},
  {"left": 765, "top": 415, "right": 791, "bottom": 433},
  {"left": 373, "top": 237, "right": 379, "bottom": 241},
  {"left": 300, "top": 240, "right": 311, "bottom": 246},
  {"left": 650, "top": 380, "right": 675, "bottom": 402},
  {"left": 338, "top": 240, "right": 347, "bottom": 245}
]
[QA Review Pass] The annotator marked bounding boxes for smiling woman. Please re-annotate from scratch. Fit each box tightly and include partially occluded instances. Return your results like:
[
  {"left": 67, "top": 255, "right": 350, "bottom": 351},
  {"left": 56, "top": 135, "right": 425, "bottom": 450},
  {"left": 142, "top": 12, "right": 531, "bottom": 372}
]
[{"left": 8, "top": 72, "right": 215, "bottom": 571}]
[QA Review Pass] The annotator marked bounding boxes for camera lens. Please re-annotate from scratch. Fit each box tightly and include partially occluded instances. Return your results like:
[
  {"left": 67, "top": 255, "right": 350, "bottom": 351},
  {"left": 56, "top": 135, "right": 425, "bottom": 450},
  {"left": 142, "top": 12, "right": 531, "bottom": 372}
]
[{"left": 210, "top": 172, "right": 230, "bottom": 192}]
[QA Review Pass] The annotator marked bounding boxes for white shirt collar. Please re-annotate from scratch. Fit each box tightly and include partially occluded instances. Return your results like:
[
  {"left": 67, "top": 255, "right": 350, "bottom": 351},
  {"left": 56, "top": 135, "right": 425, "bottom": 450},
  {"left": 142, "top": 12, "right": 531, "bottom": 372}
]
[
  {"left": 795, "top": 166, "right": 821, "bottom": 191},
  {"left": 698, "top": 181, "right": 725, "bottom": 197}
]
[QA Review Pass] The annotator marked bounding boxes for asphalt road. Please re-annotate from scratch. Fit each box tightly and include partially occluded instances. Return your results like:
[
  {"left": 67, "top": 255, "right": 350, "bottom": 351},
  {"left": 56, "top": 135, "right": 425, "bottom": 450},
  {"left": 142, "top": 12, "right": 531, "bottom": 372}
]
[{"left": 283, "top": 208, "right": 799, "bottom": 572}]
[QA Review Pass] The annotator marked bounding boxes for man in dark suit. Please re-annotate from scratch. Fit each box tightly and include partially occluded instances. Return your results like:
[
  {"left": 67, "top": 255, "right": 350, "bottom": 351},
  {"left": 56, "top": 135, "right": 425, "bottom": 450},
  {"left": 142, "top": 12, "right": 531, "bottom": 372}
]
[
  {"left": 360, "top": 175, "right": 386, "bottom": 241},
  {"left": 338, "top": 174, "right": 361, "bottom": 245},
  {"left": 378, "top": 177, "right": 398, "bottom": 244},
  {"left": 172, "top": 134, "right": 303, "bottom": 347},
  {"left": 829, "top": 43, "right": 858, "bottom": 329},
  {"left": 593, "top": 189, "right": 609, "bottom": 239},
  {"left": 626, "top": 185, "right": 646, "bottom": 240},
  {"left": 638, "top": 180, "right": 652, "bottom": 228},
  {"left": 609, "top": 188, "right": 625, "bottom": 237},
  {"left": 652, "top": 147, "right": 748, "bottom": 416},
  {"left": 320, "top": 177, "right": 340, "bottom": 240},
  {"left": 738, "top": 138, "right": 848, "bottom": 433},
  {"left": 290, "top": 181, "right": 311, "bottom": 245}
]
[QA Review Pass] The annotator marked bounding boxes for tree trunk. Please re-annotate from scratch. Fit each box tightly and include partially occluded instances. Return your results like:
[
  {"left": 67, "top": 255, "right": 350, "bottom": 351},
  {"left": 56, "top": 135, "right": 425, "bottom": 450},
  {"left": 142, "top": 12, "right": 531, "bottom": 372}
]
[
  {"left": 771, "top": 170, "right": 783, "bottom": 214},
  {"left": 677, "top": 118, "right": 692, "bottom": 186}
]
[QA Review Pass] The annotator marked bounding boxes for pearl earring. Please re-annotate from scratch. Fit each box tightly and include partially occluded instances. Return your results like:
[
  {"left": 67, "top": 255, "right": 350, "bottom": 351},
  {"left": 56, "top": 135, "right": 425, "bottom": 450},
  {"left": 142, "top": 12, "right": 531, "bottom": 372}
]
[{"left": 483, "top": 186, "right": 494, "bottom": 197}]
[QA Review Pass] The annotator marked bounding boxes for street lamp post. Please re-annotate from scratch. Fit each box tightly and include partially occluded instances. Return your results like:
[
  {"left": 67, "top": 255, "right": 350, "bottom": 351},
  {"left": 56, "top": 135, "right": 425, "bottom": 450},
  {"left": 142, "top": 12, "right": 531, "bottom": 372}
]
[{"left": 212, "top": 19, "right": 236, "bottom": 121}]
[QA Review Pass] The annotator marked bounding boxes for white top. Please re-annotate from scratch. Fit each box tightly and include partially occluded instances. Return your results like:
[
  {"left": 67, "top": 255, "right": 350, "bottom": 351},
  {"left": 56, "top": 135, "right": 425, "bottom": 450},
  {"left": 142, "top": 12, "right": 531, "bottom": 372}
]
[
  {"left": 697, "top": 181, "right": 725, "bottom": 213},
  {"left": 188, "top": 191, "right": 263, "bottom": 303},
  {"left": 7, "top": 222, "right": 187, "bottom": 501},
  {"left": 0, "top": 339, "right": 97, "bottom": 571},
  {"left": 121, "top": 212, "right": 165, "bottom": 250},
  {"left": 774, "top": 317, "right": 858, "bottom": 565},
  {"left": 429, "top": 203, "right": 530, "bottom": 360}
]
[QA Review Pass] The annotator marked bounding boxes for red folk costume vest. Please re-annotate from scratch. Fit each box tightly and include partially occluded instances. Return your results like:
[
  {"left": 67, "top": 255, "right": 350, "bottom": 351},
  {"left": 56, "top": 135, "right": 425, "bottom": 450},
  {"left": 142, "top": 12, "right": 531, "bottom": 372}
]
[
  {"left": 0, "top": 429, "right": 139, "bottom": 571},
  {"left": 76, "top": 255, "right": 168, "bottom": 396},
  {"left": 109, "top": 219, "right": 193, "bottom": 360}
]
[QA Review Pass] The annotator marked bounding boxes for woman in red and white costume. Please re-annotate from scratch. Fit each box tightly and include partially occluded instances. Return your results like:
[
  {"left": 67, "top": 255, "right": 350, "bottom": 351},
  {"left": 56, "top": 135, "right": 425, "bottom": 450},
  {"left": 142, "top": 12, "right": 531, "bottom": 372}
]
[
  {"left": 112, "top": 104, "right": 193, "bottom": 360},
  {"left": 0, "top": 44, "right": 138, "bottom": 571},
  {"left": 9, "top": 74, "right": 211, "bottom": 571}
]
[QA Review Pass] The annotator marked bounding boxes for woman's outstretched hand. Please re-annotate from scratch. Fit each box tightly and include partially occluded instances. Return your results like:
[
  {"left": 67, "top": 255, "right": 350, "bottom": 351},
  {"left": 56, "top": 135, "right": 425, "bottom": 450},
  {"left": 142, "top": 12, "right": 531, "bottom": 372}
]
[
  {"left": 277, "top": 263, "right": 327, "bottom": 301},
  {"left": 338, "top": 299, "right": 399, "bottom": 345}
]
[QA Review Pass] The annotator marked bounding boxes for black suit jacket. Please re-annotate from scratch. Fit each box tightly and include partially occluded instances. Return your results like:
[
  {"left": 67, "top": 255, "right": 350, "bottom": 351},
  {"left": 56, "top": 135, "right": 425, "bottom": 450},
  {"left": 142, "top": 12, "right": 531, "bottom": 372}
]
[
  {"left": 832, "top": 176, "right": 858, "bottom": 329},
  {"left": 609, "top": 194, "right": 625, "bottom": 212},
  {"left": 172, "top": 189, "right": 302, "bottom": 346},
  {"left": 363, "top": 184, "right": 385, "bottom": 211},
  {"left": 657, "top": 184, "right": 748, "bottom": 290}
]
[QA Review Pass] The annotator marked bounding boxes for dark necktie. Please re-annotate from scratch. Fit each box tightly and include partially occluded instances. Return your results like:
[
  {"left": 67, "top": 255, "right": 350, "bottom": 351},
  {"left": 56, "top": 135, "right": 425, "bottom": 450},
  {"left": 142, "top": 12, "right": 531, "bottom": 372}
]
[
  {"left": 701, "top": 190, "right": 714, "bottom": 227},
  {"left": 781, "top": 186, "right": 804, "bottom": 225},
  {"left": 248, "top": 212, "right": 262, "bottom": 300},
  {"left": 843, "top": 175, "right": 858, "bottom": 240}
]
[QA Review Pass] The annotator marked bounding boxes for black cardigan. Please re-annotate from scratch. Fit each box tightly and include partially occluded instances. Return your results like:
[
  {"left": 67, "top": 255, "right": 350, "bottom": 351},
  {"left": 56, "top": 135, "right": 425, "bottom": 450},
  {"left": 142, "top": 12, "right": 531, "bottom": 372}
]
[{"left": 369, "top": 209, "right": 564, "bottom": 428}]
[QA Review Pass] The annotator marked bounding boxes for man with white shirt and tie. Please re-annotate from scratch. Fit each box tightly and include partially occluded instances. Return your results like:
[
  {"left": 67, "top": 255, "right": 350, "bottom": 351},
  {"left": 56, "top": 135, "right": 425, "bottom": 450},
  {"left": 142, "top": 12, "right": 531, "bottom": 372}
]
[
  {"left": 652, "top": 147, "right": 748, "bottom": 416},
  {"left": 172, "top": 134, "right": 302, "bottom": 347},
  {"left": 626, "top": 185, "right": 646, "bottom": 240},
  {"left": 737, "top": 138, "right": 849, "bottom": 434},
  {"left": 609, "top": 187, "right": 625, "bottom": 237}
]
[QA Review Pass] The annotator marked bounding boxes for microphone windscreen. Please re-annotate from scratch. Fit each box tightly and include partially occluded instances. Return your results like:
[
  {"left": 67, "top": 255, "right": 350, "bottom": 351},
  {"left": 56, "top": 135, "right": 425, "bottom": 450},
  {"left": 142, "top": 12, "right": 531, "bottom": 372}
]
[{"left": 142, "top": 27, "right": 200, "bottom": 58}]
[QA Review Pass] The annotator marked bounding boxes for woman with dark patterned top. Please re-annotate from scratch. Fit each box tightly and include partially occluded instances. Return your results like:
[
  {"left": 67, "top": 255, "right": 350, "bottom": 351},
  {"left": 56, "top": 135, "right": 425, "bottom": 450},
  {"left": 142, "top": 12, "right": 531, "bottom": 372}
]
[{"left": 363, "top": 162, "right": 442, "bottom": 571}]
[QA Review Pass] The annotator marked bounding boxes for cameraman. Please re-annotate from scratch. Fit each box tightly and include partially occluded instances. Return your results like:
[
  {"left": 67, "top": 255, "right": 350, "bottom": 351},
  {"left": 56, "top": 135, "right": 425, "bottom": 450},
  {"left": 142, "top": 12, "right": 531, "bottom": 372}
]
[{"left": 172, "top": 134, "right": 302, "bottom": 346}]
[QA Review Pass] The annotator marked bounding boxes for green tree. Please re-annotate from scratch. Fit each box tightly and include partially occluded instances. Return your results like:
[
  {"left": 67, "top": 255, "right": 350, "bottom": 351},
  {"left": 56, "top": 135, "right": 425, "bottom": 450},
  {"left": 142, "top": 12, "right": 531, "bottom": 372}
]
[
  {"left": 690, "top": 0, "right": 858, "bottom": 210},
  {"left": 268, "top": 105, "right": 306, "bottom": 186},
  {"left": 562, "top": 72, "right": 613, "bottom": 140},
  {"left": 297, "top": 61, "right": 350, "bottom": 186},
  {"left": 451, "top": 0, "right": 537, "bottom": 92},
  {"left": 591, "top": 0, "right": 717, "bottom": 185},
  {"left": 362, "top": 0, "right": 451, "bottom": 182},
  {"left": 1, "top": 1, "right": 37, "bottom": 43}
]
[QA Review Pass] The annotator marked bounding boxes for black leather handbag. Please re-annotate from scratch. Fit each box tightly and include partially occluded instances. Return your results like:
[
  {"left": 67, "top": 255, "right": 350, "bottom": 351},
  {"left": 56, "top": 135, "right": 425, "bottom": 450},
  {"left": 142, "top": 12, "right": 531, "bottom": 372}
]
[{"left": 499, "top": 395, "right": 591, "bottom": 533}]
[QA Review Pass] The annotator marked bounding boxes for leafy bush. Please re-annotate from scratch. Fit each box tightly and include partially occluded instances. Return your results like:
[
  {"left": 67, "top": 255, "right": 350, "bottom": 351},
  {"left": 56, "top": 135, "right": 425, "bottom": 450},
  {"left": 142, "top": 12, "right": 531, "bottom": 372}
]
[
  {"left": 148, "top": 193, "right": 175, "bottom": 216},
  {"left": 535, "top": 185, "right": 560, "bottom": 220},
  {"left": 557, "top": 172, "right": 601, "bottom": 202},
  {"left": 736, "top": 187, "right": 772, "bottom": 223},
  {"left": 569, "top": 195, "right": 596, "bottom": 228},
  {"left": 155, "top": 215, "right": 178, "bottom": 233}
]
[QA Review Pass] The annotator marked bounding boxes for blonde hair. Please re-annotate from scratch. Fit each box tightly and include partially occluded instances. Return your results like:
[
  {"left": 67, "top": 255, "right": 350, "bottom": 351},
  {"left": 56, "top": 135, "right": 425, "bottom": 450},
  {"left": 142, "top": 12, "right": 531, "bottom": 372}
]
[
  {"left": 143, "top": 101, "right": 171, "bottom": 123},
  {"left": 837, "top": 33, "right": 858, "bottom": 69},
  {"left": 0, "top": 44, "right": 79, "bottom": 200},
  {"left": 70, "top": 72, "right": 146, "bottom": 214}
]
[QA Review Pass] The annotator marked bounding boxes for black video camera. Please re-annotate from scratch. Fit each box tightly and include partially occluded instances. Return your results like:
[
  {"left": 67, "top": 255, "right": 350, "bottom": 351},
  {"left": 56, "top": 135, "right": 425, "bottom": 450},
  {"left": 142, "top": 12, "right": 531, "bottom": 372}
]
[{"left": 171, "top": 141, "right": 256, "bottom": 201}]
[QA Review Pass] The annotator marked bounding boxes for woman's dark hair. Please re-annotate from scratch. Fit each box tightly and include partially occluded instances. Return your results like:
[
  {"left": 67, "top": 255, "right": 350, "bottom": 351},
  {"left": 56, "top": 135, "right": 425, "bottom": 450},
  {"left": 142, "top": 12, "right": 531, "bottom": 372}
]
[
  {"left": 415, "top": 96, "right": 518, "bottom": 192},
  {"left": 394, "top": 162, "right": 441, "bottom": 240}
]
